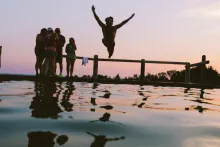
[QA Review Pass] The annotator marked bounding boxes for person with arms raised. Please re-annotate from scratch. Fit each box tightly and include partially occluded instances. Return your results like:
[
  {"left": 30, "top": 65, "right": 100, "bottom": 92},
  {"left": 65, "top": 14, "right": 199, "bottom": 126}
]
[{"left": 91, "top": 5, "right": 135, "bottom": 58}]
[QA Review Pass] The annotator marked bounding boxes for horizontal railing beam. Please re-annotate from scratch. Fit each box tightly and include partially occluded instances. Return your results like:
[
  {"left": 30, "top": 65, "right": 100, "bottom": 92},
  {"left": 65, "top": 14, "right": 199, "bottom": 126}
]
[
  {"left": 144, "top": 60, "right": 188, "bottom": 65},
  {"left": 190, "top": 61, "right": 210, "bottom": 67},
  {"left": 63, "top": 55, "right": 188, "bottom": 65}
]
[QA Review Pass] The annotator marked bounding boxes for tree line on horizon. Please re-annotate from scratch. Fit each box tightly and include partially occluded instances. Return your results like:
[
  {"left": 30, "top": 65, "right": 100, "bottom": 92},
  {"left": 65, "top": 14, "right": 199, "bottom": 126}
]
[{"left": 72, "top": 66, "right": 220, "bottom": 85}]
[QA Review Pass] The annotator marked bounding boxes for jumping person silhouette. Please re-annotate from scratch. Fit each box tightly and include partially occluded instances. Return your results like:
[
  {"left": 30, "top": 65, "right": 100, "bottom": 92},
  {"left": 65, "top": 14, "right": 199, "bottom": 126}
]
[{"left": 91, "top": 5, "right": 135, "bottom": 58}]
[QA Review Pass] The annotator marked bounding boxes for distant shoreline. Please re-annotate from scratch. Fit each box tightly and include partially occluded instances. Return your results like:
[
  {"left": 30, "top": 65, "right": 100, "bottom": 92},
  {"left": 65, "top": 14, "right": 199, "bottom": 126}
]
[{"left": 0, "top": 74, "right": 219, "bottom": 89}]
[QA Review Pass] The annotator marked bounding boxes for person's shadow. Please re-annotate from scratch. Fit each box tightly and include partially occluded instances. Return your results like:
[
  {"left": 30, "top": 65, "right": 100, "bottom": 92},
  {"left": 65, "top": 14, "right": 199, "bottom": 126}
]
[
  {"left": 87, "top": 132, "right": 125, "bottom": 147},
  {"left": 29, "top": 81, "right": 62, "bottom": 119},
  {"left": 27, "top": 131, "right": 68, "bottom": 147}
]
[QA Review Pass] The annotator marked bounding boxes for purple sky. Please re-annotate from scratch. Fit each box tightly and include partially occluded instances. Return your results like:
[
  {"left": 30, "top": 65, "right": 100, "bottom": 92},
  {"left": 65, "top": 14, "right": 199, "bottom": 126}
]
[{"left": 1, "top": 0, "right": 220, "bottom": 77}]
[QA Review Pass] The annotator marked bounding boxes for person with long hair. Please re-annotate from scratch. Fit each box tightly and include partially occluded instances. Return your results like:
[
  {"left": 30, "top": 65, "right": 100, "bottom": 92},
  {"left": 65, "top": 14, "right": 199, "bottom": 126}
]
[
  {"left": 35, "top": 28, "right": 47, "bottom": 75},
  {"left": 65, "top": 37, "right": 77, "bottom": 78}
]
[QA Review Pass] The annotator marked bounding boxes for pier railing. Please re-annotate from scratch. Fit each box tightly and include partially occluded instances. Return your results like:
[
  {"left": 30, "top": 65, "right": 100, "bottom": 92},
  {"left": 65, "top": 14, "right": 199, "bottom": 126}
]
[{"left": 63, "top": 55, "right": 210, "bottom": 85}]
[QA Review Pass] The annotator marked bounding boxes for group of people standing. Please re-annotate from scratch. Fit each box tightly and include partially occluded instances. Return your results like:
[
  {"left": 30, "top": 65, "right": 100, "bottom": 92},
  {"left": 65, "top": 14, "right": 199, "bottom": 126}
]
[
  {"left": 34, "top": 5, "right": 135, "bottom": 78},
  {"left": 35, "top": 28, "right": 77, "bottom": 78}
]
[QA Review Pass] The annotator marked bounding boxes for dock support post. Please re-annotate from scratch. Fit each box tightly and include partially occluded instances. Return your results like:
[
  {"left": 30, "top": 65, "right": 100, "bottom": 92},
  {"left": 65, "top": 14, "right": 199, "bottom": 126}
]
[
  {"left": 93, "top": 55, "right": 98, "bottom": 82},
  {"left": 201, "top": 55, "right": 206, "bottom": 84},
  {"left": 140, "top": 59, "right": 145, "bottom": 85},
  {"left": 185, "top": 63, "right": 190, "bottom": 84}
]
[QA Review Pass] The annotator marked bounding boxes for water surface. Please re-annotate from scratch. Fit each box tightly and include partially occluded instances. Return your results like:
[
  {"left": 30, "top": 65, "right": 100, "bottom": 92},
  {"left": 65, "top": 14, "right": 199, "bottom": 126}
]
[{"left": 0, "top": 81, "right": 220, "bottom": 147}]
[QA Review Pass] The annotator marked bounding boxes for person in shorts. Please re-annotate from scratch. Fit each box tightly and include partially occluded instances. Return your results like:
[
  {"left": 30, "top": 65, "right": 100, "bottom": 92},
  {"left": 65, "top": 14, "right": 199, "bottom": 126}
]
[
  {"left": 42, "top": 27, "right": 59, "bottom": 77},
  {"left": 91, "top": 5, "right": 135, "bottom": 58},
  {"left": 55, "top": 28, "right": 66, "bottom": 77},
  {"left": 65, "top": 37, "right": 77, "bottom": 78}
]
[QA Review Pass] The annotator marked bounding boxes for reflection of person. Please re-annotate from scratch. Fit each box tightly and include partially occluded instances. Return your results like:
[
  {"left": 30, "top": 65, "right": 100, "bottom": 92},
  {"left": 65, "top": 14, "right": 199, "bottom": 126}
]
[
  {"left": 200, "top": 88, "right": 204, "bottom": 98},
  {"left": 90, "top": 112, "right": 123, "bottom": 125},
  {"left": 60, "top": 82, "right": 75, "bottom": 112},
  {"left": 27, "top": 131, "right": 57, "bottom": 147},
  {"left": 27, "top": 131, "right": 68, "bottom": 147},
  {"left": 91, "top": 5, "right": 135, "bottom": 58},
  {"left": 87, "top": 132, "right": 125, "bottom": 147},
  {"left": 30, "top": 81, "right": 62, "bottom": 119}
]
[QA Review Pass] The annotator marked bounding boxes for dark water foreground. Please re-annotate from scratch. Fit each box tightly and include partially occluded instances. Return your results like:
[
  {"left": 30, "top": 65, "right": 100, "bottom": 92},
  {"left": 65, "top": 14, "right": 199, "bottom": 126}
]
[{"left": 1, "top": 81, "right": 220, "bottom": 147}]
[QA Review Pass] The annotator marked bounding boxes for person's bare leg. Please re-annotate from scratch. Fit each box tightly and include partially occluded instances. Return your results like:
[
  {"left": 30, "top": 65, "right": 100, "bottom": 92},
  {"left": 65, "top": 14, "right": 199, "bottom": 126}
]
[
  {"left": 48, "top": 56, "right": 52, "bottom": 76},
  {"left": 52, "top": 56, "right": 56, "bottom": 75},
  {"left": 39, "top": 59, "right": 44, "bottom": 75},
  {"left": 66, "top": 61, "right": 70, "bottom": 77},
  {"left": 35, "top": 57, "right": 39, "bottom": 75},
  {"left": 42, "top": 58, "right": 49, "bottom": 75},
  {"left": 55, "top": 63, "right": 58, "bottom": 75},
  {"left": 59, "top": 62, "right": 63, "bottom": 75},
  {"left": 70, "top": 60, "right": 75, "bottom": 77},
  {"left": 108, "top": 47, "right": 114, "bottom": 58},
  {"left": 48, "top": 56, "right": 56, "bottom": 76}
]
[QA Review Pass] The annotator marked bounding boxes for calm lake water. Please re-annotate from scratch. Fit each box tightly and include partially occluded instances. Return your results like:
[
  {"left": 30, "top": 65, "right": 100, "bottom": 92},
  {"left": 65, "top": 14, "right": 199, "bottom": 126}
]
[{"left": 1, "top": 81, "right": 220, "bottom": 147}]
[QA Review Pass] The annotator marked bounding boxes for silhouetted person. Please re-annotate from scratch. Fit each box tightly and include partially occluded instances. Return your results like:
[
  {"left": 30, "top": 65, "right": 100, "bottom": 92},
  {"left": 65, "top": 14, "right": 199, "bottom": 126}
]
[
  {"left": 91, "top": 5, "right": 135, "bottom": 58},
  {"left": 35, "top": 28, "right": 47, "bottom": 75},
  {"left": 42, "top": 27, "right": 59, "bottom": 77},
  {"left": 87, "top": 132, "right": 125, "bottom": 147},
  {"left": 55, "top": 28, "right": 66, "bottom": 77},
  {"left": 65, "top": 37, "right": 77, "bottom": 78}
]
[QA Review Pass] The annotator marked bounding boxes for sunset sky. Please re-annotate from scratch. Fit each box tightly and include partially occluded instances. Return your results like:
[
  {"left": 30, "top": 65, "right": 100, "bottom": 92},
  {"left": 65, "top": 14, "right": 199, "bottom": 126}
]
[{"left": 1, "top": 0, "right": 220, "bottom": 77}]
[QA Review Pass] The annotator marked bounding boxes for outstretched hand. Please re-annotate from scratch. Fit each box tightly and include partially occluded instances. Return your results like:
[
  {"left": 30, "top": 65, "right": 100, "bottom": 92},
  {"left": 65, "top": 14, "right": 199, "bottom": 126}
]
[{"left": 92, "top": 5, "right": 95, "bottom": 11}]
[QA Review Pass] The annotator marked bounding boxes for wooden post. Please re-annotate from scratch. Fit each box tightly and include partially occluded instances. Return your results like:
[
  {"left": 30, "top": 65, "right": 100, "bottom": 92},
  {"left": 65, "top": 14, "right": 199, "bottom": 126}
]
[
  {"left": 93, "top": 55, "right": 98, "bottom": 82},
  {"left": 185, "top": 63, "right": 190, "bottom": 84},
  {"left": 140, "top": 59, "right": 145, "bottom": 85},
  {"left": 0, "top": 46, "right": 2, "bottom": 68},
  {"left": 201, "top": 55, "right": 206, "bottom": 84}
]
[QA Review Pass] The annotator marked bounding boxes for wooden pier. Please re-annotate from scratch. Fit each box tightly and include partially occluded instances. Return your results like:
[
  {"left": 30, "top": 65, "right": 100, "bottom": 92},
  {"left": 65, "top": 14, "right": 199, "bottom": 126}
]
[
  {"left": 0, "top": 54, "right": 214, "bottom": 89},
  {"left": 68, "top": 55, "right": 210, "bottom": 85}
]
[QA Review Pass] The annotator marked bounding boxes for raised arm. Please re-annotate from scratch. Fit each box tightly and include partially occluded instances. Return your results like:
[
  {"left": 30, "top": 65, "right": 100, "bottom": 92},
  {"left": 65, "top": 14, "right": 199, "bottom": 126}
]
[
  {"left": 91, "top": 5, "right": 105, "bottom": 27},
  {"left": 115, "top": 13, "right": 135, "bottom": 29}
]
